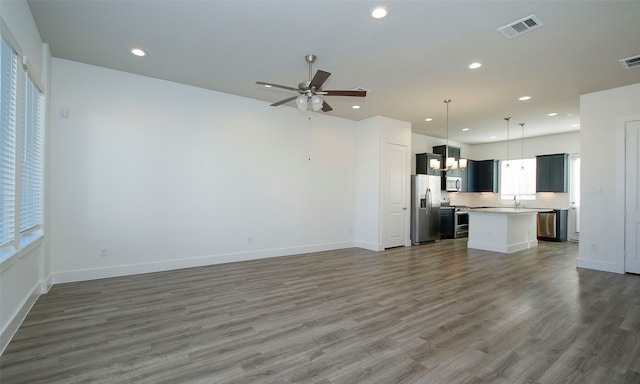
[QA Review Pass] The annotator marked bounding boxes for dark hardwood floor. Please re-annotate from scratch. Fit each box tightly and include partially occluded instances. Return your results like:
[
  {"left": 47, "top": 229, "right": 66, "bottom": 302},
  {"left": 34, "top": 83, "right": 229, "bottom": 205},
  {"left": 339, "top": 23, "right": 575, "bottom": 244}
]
[{"left": 2, "top": 239, "right": 640, "bottom": 384}]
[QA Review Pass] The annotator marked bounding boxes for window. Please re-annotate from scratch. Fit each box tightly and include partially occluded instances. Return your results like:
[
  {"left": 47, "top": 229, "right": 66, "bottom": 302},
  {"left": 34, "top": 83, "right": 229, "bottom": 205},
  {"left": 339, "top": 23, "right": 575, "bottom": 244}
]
[
  {"left": 0, "top": 37, "right": 17, "bottom": 248},
  {"left": 20, "top": 73, "right": 44, "bottom": 233},
  {"left": 500, "top": 158, "right": 536, "bottom": 200},
  {"left": 0, "top": 35, "right": 45, "bottom": 257}
]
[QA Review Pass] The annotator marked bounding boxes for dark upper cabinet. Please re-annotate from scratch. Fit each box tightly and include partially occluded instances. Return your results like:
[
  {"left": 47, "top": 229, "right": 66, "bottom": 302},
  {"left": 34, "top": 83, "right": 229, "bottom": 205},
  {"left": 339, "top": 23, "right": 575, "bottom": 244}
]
[
  {"left": 432, "top": 145, "right": 462, "bottom": 186},
  {"left": 536, "top": 153, "right": 568, "bottom": 192},
  {"left": 433, "top": 145, "right": 461, "bottom": 161},
  {"left": 462, "top": 159, "right": 475, "bottom": 192},
  {"left": 432, "top": 145, "right": 461, "bottom": 177},
  {"left": 473, "top": 159, "right": 499, "bottom": 193},
  {"left": 416, "top": 153, "right": 443, "bottom": 176}
]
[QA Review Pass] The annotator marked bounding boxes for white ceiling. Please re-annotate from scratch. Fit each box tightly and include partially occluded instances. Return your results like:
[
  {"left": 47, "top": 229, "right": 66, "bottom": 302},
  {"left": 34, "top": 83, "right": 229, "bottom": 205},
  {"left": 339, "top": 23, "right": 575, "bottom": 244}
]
[{"left": 27, "top": 0, "right": 640, "bottom": 144}]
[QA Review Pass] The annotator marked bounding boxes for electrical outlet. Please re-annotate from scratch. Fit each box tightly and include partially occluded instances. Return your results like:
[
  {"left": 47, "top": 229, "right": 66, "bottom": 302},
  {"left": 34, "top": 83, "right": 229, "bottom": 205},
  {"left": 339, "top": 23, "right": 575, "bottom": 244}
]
[{"left": 99, "top": 248, "right": 108, "bottom": 257}]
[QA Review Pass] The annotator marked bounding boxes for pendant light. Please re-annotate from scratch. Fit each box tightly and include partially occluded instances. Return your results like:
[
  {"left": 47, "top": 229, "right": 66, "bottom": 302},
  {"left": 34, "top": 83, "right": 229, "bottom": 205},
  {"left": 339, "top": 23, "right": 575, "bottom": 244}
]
[
  {"left": 504, "top": 117, "right": 512, "bottom": 168},
  {"left": 519, "top": 122, "right": 526, "bottom": 171},
  {"left": 444, "top": 99, "right": 456, "bottom": 170},
  {"left": 429, "top": 99, "right": 466, "bottom": 171}
]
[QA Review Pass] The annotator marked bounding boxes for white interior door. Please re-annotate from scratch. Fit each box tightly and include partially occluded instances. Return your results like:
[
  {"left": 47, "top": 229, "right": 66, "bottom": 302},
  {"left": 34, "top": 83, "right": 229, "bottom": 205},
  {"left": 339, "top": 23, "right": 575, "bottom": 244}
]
[
  {"left": 383, "top": 142, "right": 408, "bottom": 248},
  {"left": 625, "top": 120, "right": 640, "bottom": 273}
]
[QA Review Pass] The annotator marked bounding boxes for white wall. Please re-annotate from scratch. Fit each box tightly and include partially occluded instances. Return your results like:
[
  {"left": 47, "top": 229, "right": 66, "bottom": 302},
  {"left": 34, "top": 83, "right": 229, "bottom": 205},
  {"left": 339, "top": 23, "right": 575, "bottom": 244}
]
[
  {"left": 579, "top": 82, "right": 640, "bottom": 273},
  {"left": 356, "top": 117, "right": 412, "bottom": 250},
  {"left": 466, "top": 131, "right": 580, "bottom": 161},
  {"left": 0, "top": 0, "right": 51, "bottom": 354},
  {"left": 50, "top": 59, "right": 360, "bottom": 282}
]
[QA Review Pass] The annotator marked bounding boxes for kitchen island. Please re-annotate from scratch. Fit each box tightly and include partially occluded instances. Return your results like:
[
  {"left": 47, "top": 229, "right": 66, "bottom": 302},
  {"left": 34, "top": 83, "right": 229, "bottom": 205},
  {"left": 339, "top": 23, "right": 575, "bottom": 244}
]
[{"left": 467, "top": 208, "right": 538, "bottom": 253}]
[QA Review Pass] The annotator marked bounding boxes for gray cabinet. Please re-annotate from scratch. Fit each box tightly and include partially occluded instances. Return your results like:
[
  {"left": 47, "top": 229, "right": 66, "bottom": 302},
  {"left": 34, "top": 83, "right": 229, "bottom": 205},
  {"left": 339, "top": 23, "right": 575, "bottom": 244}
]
[
  {"left": 432, "top": 145, "right": 461, "bottom": 177},
  {"left": 415, "top": 153, "right": 443, "bottom": 176},
  {"left": 536, "top": 153, "right": 568, "bottom": 192},
  {"left": 473, "top": 159, "right": 499, "bottom": 192},
  {"left": 461, "top": 159, "right": 475, "bottom": 192}
]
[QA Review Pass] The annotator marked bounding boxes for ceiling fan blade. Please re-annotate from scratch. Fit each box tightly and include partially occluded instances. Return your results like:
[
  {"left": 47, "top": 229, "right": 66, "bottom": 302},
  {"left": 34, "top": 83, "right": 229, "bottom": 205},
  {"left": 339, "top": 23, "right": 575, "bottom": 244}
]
[
  {"left": 270, "top": 96, "right": 298, "bottom": 107},
  {"left": 321, "top": 101, "right": 333, "bottom": 112},
  {"left": 323, "top": 90, "right": 367, "bottom": 97},
  {"left": 256, "top": 81, "right": 299, "bottom": 92},
  {"left": 309, "top": 70, "right": 331, "bottom": 89}
]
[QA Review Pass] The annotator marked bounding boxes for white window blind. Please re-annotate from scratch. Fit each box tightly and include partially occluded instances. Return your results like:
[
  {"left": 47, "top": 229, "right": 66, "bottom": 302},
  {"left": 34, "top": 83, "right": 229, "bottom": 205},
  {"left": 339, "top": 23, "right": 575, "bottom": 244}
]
[
  {"left": 1, "top": 37, "right": 18, "bottom": 247},
  {"left": 20, "top": 73, "right": 44, "bottom": 233}
]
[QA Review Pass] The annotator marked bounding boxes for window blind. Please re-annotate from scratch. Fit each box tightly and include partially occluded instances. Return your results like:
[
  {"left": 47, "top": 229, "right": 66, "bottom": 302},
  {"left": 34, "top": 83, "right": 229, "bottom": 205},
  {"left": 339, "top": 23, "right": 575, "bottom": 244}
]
[
  {"left": 1, "top": 37, "right": 18, "bottom": 247},
  {"left": 19, "top": 73, "right": 44, "bottom": 233}
]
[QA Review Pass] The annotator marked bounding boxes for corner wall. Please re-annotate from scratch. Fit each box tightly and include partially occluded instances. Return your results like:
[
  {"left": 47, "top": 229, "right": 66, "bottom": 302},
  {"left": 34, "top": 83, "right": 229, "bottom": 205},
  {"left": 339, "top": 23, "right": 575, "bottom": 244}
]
[
  {"left": 579, "top": 82, "right": 640, "bottom": 273},
  {"left": 0, "top": 0, "right": 51, "bottom": 354}
]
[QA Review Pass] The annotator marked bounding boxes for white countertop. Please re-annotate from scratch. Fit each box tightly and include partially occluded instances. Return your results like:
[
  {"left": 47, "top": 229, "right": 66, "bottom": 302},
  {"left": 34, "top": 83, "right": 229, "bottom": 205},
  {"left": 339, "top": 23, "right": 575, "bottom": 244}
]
[{"left": 469, "top": 207, "right": 541, "bottom": 214}]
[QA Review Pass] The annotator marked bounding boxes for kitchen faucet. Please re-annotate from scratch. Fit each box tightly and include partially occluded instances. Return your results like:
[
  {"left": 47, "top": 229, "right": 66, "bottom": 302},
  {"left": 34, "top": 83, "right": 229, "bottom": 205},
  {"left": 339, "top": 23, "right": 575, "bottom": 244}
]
[{"left": 513, "top": 195, "right": 521, "bottom": 209}]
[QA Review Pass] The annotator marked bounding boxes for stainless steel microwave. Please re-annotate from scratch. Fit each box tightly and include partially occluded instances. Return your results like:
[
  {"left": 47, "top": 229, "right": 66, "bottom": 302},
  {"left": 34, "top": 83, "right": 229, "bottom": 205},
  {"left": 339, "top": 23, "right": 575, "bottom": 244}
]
[{"left": 446, "top": 176, "right": 462, "bottom": 192}]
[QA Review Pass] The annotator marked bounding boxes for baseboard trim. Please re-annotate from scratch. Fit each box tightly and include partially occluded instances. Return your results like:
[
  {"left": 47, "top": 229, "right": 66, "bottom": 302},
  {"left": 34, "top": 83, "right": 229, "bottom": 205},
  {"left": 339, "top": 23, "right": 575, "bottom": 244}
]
[
  {"left": 53, "top": 241, "right": 356, "bottom": 284},
  {"left": 354, "top": 241, "right": 383, "bottom": 251},
  {"left": 40, "top": 273, "right": 53, "bottom": 294},
  {"left": 0, "top": 282, "right": 41, "bottom": 356},
  {"left": 576, "top": 258, "right": 624, "bottom": 274}
]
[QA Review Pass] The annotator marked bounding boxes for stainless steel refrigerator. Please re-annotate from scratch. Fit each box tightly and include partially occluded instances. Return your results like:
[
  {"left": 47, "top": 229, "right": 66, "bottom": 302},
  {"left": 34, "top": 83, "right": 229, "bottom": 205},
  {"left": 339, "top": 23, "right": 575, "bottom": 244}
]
[{"left": 411, "top": 175, "right": 441, "bottom": 244}]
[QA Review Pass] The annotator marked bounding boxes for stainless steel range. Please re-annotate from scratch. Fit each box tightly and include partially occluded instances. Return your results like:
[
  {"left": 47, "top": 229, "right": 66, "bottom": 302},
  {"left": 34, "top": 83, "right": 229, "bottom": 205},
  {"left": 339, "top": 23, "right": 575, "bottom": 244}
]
[{"left": 454, "top": 207, "right": 469, "bottom": 238}]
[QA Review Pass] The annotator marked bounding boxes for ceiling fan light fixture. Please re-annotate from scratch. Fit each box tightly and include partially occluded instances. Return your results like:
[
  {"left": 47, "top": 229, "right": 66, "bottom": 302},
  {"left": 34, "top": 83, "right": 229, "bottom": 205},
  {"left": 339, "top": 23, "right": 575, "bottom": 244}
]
[
  {"left": 311, "top": 95, "right": 323, "bottom": 111},
  {"left": 296, "top": 95, "right": 309, "bottom": 111}
]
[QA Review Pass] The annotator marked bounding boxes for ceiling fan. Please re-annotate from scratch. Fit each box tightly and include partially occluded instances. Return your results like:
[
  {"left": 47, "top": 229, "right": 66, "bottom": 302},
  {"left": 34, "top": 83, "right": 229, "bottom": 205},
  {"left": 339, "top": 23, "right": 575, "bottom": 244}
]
[{"left": 256, "top": 54, "right": 367, "bottom": 112}]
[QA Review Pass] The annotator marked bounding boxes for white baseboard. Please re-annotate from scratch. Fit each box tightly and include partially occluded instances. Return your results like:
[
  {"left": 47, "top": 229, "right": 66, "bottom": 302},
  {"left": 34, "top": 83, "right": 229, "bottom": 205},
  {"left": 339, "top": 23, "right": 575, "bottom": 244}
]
[
  {"left": 40, "top": 273, "right": 53, "bottom": 293},
  {"left": 53, "top": 241, "right": 357, "bottom": 284},
  {"left": 354, "top": 241, "right": 383, "bottom": 251},
  {"left": 1, "top": 282, "right": 41, "bottom": 356},
  {"left": 576, "top": 257, "right": 624, "bottom": 274}
]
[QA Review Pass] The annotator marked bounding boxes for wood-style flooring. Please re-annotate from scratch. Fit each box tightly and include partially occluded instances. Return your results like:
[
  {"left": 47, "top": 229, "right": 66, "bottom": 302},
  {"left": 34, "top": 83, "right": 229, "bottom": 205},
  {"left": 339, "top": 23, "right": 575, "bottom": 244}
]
[{"left": 2, "top": 240, "right": 640, "bottom": 384}]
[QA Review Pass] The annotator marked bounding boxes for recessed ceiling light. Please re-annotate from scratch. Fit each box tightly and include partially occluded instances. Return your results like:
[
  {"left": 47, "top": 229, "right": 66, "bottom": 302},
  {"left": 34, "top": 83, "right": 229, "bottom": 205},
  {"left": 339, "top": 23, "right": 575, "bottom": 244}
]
[
  {"left": 468, "top": 62, "right": 482, "bottom": 69},
  {"left": 131, "top": 48, "right": 146, "bottom": 57},
  {"left": 490, "top": 135, "right": 497, "bottom": 139},
  {"left": 462, "top": 128, "right": 470, "bottom": 131},
  {"left": 263, "top": 84, "right": 272, "bottom": 88},
  {"left": 370, "top": 6, "right": 388, "bottom": 19},
  {"left": 547, "top": 112, "right": 558, "bottom": 117},
  {"left": 571, "top": 123, "right": 580, "bottom": 128},
  {"left": 352, "top": 105, "right": 361, "bottom": 109},
  {"left": 518, "top": 96, "right": 531, "bottom": 101},
  {"left": 425, "top": 118, "right": 433, "bottom": 122}
]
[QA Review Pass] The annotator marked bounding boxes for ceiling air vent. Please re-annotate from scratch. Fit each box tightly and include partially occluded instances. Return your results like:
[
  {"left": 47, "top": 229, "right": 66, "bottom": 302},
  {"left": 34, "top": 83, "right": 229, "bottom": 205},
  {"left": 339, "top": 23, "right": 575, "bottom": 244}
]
[
  {"left": 498, "top": 15, "right": 543, "bottom": 39},
  {"left": 620, "top": 54, "right": 640, "bottom": 69}
]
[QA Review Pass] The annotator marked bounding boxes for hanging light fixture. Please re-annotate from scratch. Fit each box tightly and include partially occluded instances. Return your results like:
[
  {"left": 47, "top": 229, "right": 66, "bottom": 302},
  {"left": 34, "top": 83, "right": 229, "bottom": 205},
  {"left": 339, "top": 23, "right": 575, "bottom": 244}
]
[
  {"left": 504, "top": 117, "right": 512, "bottom": 168},
  {"left": 445, "top": 99, "right": 458, "bottom": 169},
  {"left": 296, "top": 95, "right": 308, "bottom": 110},
  {"left": 311, "top": 95, "right": 324, "bottom": 111},
  {"left": 442, "top": 99, "right": 467, "bottom": 170},
  {"left": 519, "top": 122, "right": 526, "bottom": 171},
  {"left": 297, "top": 94, "right": 325, "bottom": 111},
  {"left": 429, "top": 99, "right": 466, "bottom": 171},
  {"left": 429, "top": 158, "right": 441, "bottom": 171}
]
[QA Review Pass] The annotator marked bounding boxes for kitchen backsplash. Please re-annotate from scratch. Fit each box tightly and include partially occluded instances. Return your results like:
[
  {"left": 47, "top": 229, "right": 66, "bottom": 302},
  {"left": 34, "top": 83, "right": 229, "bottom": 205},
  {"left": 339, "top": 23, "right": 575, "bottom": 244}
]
[{"left": 446, "top": 191, "right": 571, "bottom": 209}]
